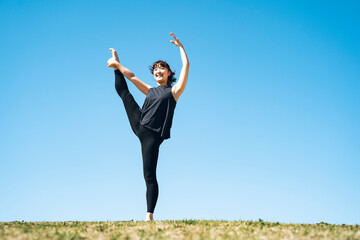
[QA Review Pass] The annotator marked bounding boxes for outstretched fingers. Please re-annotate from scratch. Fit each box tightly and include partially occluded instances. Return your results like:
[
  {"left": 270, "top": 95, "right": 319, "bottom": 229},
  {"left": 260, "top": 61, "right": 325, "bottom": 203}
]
[
  {"left": 169, "top": 32, "right": 182, "bottom": 47},
  {"left": 170, "top": 32, "right": 177, "bottom": 40}
]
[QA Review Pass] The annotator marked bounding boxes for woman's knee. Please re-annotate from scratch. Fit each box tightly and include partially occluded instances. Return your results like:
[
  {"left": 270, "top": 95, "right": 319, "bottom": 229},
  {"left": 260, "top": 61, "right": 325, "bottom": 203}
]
[
  {"left": 115, "top": 84, "right": 129, "bottom": 100},
  {"left": 125, "top": 92, "right": 136, "bottom": 103},
  {"left": 143, "top": 170, "right": 157, "bottom": 183}
]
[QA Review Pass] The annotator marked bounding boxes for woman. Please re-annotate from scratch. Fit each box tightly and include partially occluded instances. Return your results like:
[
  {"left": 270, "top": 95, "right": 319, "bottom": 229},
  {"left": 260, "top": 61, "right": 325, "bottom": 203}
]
[{"left": 107, "top": 32, "right": 190, "bottom": 221}]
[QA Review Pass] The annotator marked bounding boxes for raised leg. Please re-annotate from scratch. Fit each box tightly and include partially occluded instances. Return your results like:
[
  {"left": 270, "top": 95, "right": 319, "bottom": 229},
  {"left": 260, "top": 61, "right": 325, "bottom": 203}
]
[{"left": 114, "top": 70, "right": 142, "bottom": 136}]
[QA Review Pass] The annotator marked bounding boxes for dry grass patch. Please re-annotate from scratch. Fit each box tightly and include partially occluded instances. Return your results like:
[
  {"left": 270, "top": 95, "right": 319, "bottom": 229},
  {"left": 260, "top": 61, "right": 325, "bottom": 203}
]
[{"left": 0, "top": 220, "right": 359, "bottom": 239}]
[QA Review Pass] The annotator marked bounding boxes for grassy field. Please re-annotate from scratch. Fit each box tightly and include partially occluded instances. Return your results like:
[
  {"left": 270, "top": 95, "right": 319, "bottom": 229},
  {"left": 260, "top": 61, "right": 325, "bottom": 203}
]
[{"left": 1, "top": 219, "right": 359, "bottom": 240}]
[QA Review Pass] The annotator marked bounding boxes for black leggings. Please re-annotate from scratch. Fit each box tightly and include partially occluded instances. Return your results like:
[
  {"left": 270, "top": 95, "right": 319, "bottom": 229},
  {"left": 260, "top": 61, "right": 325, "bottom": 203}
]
[{"left": 114, "top": 70, "right": 164, "bottom": 213}]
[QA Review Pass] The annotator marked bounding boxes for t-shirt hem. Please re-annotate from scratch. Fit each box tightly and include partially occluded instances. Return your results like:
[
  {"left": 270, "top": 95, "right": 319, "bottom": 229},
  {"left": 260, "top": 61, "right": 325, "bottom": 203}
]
[{"left": 140, "top": 123, "right": 170, "bottom": 140}]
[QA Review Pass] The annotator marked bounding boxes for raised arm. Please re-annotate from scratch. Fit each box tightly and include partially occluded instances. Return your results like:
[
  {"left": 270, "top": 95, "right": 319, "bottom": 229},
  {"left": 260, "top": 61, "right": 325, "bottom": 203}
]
[
  {"left": 169, "top": 33, "right": 190, "bottom": 102},
  {"left": 107, "top": 48, "right": 152, "bottom": 95}
]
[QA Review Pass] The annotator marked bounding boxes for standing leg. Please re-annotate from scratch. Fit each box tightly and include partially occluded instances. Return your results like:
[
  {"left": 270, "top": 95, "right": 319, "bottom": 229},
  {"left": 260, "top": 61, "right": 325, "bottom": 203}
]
[
  {"left": 114, "top": 69, "right": 141, "bottom": 136},
  {"left": 139, "top": 126, "right": 164, "bottom": 218}
]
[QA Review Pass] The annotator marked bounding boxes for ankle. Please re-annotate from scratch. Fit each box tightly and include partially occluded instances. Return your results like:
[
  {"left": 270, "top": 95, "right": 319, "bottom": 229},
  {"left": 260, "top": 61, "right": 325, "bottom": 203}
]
[{"left": 145, "top": 212, "right": 154, "bottom": 221}]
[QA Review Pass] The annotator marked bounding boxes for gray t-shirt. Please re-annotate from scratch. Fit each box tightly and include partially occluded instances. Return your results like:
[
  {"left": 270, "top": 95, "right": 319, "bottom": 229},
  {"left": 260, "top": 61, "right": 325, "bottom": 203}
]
[{"left": 140, "top": 85, "right": 177, "bottom": 139}]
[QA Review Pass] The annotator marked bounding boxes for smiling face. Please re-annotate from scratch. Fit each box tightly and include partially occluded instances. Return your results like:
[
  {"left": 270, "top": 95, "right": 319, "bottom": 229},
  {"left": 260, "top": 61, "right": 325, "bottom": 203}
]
[{"left": 153, "top": 63, "right": 171, "bottom": 86}]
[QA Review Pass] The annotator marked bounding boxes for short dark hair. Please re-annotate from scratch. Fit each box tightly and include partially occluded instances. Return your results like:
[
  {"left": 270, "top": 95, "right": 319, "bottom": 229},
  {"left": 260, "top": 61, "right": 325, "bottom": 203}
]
[{"left": 149, "top": 60, "right": 176, "bottom": 87}]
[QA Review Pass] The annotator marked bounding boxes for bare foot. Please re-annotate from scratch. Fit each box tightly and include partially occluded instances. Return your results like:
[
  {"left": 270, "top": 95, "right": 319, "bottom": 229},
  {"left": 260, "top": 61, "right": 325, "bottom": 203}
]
[
  {"left": 110, "top": 48, "right": 120, "bottom": 62},
  {"left": 107, "top": 57, "right": 119, "bottom": 70},
  {"left": 145, "top": 212, "right": 154, "bottom": 222},
  {"left": 107, "top": 48, "right": 120, "bottom": 70}
]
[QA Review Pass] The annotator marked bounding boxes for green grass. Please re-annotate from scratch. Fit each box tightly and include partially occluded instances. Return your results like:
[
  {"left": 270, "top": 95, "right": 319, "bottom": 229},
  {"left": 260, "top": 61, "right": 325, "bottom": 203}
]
[{"left": 0, "top": 220, "right": 359, "bottom": 239}]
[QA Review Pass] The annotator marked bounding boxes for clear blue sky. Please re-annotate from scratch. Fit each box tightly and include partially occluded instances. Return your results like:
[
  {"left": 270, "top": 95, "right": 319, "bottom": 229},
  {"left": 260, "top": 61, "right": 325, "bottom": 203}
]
[{"left": 1, "top": 0, "right": 359, "bottom": 224}]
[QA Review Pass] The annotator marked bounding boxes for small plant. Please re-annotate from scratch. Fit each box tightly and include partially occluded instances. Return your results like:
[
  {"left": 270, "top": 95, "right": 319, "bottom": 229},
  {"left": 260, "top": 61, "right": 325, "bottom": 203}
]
[
  {"left": 182, "top": 219, "right": 197, "bottom": 225},
  {"left": 259, "top": 218, "right": 265, "bottom": 226}
]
